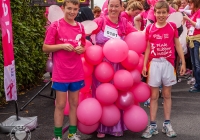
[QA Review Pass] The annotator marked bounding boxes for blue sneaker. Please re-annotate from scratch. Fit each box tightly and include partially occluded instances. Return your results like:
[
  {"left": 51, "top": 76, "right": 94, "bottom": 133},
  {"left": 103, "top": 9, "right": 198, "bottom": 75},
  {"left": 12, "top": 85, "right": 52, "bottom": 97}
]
[
  {"left": 144, "top": 100, "right": 150, "bottom": 108},
  {"left": 141, "top": 125, "right": 159, "bottom": 138},
  {"left": 189, "top": 87, "right": 200, "bottom": 93}
]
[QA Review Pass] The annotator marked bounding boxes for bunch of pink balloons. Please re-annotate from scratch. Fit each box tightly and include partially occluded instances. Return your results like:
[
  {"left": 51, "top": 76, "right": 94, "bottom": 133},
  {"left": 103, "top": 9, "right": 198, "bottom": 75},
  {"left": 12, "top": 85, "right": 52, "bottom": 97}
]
[{"left": 75, "top": 33, "right": 150, "bottom": 134}]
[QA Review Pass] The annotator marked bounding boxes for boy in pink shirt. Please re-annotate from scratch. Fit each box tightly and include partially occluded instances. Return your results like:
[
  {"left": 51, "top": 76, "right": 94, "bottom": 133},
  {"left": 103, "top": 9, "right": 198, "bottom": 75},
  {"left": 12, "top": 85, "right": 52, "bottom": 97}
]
[
  {"left": 141, "top": 1, "right": 186, "bottom": 139},
  {"left": 43, "top": 0, "right": 86, "bottom": 140}
]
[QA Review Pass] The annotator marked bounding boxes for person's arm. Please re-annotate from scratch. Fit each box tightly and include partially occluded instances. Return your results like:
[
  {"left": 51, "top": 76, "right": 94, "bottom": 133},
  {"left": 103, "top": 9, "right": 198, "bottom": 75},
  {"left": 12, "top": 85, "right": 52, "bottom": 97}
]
[
  {"left": 142, "top": 41, "right": 150, "bottom": 77},
  {"left": 134, "top": 14, "right": 142, "bottom": 31},
  {"left": 43, "top": 23, "right": 74, "bottom": 53},
  {"left": 174, "top": 38, "right": 186, "bottom": 75},
  {"left": 183, "top": 14, "right": 200, "bottom": 29}
]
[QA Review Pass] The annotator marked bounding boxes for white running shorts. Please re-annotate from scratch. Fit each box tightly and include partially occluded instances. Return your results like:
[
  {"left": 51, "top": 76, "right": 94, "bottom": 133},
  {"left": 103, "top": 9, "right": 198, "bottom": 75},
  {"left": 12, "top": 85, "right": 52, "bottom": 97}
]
[{"left": 147, "top": 58, "right": 177, "bottom": 87}]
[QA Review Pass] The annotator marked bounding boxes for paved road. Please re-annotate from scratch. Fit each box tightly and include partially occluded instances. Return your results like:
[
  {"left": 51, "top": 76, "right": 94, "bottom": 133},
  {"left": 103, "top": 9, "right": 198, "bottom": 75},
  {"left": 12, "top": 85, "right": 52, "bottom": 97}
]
[{"left": 0, "top": 76, "right": 200, "bottom": 140}]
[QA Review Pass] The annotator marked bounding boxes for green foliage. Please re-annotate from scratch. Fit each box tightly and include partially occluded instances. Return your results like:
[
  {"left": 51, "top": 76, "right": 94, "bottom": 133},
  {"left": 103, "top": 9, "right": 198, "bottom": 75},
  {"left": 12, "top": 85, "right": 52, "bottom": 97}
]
[{"left": 0, "top": 0, "right": 47, "bottom": 98}]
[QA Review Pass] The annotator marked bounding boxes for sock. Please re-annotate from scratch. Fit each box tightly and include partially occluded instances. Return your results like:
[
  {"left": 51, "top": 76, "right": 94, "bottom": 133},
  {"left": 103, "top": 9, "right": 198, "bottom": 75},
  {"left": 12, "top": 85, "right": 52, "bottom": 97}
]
[
  {"left": 164, "top": 120, "right": 170, "bottom": 124},
  {"left": 68, "top": 125, "right": 77, "bottom": 137},
  {"left": 54, "top": 127, "right": 62, "bottom": 139},
  {"left": 150, "top": 121, "right": 157, "bottom": 126}
]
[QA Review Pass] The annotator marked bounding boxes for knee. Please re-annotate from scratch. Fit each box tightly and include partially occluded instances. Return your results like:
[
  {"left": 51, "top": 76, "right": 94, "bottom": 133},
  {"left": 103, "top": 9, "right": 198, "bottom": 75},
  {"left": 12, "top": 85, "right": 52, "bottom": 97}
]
[
  {"left": 56, "top": 101, "right": 66, "bottom": 110},
  {"left": 163, "top": 94, "right": 171, "bottom": 100},
  {"left": 69, "top": 98, "right": 79, "bottom": 108},
  {"left": 151, "top": 95, "right": 159, "bottom": 101}
]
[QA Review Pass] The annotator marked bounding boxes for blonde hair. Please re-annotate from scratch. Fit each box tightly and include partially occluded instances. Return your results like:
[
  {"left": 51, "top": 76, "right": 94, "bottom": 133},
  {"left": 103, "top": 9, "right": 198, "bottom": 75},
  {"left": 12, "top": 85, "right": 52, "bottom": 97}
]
[{"left": 127, "top": 1, "right": 144, "bottom": 11}]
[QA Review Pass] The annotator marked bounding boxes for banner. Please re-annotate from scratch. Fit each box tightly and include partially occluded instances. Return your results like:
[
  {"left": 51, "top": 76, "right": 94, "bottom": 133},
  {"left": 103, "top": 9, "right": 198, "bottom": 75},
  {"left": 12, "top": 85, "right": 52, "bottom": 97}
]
[{"left": 0, "top": 0, "right": 17, "bottom": 101}]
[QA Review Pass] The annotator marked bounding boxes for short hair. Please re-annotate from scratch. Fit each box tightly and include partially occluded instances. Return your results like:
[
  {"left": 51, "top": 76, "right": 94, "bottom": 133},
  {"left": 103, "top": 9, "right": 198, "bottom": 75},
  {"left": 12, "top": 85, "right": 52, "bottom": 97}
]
[
  {"left": 108, "top": 0, "right": 122, "bottom": 6},
  {"left": 127, "top": 1, "right": 144, "bottom": 11},
  {"left": 154, "top": 1, "right": 170, "bottom": 12},
  {"left": 93, "top": 6, "right": 101, "bottom": 14},
  {"left": 172, "top": 0, "right": 181, "bottom": 8},
  {"left": 62, "top": 0, "right": 80, "bottom": 7}
]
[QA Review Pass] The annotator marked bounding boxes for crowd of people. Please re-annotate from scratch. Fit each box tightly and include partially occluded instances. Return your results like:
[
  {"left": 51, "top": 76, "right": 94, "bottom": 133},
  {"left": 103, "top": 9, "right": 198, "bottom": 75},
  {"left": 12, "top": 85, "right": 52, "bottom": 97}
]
[{"left": 43, "top": 0, "right": 200, "bottom": 139}]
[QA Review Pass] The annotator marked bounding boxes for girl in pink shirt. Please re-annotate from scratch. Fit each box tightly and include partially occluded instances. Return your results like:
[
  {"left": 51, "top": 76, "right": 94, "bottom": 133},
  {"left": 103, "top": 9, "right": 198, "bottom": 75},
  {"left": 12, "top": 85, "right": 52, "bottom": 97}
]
[
  {"left": 141, "top": 1, "right": 186, "bottom": 139},
  {"left": 183, "top": 0, "right": 200, "bottom": 92},
  {"left": 134, "top": 0, "right": 151, "bottom": 31},
  {"left": 91, "top": 0, "right": 136, "bottom": 138},
  {"left": 43, "top": 0, "right": 86, "bottom": 140},
  {"left": 120, "top": 1, "right": 144, "bottom": 25}
]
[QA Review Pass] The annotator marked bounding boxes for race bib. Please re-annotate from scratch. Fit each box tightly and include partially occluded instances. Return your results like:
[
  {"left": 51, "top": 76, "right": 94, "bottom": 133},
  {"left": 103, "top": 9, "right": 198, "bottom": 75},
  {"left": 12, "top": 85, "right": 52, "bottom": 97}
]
[
  {"left": 104, "top": 25, "right": 120, "bottom": 39},
  {"left": 188, "top": 26, "right": 195, "bottom": 35}
]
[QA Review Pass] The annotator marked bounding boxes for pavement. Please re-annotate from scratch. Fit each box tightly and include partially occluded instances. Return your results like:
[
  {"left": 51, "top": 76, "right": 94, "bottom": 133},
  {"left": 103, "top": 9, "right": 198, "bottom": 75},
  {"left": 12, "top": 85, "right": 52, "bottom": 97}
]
[{"left": 0, "top": 73, "right": 200, "bottom": 140}]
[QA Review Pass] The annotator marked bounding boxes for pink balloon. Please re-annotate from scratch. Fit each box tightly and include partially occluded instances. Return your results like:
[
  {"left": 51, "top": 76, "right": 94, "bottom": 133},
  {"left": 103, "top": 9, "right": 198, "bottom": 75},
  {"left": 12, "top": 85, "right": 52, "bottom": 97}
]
[
  {"left": 116, "top": 91, "right": 134, "bottom": 110},
  {"left": 100, "top": 104, "right": 120, "bottom": 126},
  {"left": 94, "top": 62, "right": 114, "bottom": 83},
  {"left": 129, "top": 69, "right": 141, "bottom": 84},
  {"left": 77, "top": 98, "right": 102, "bottom": 125},
  {"left": 131, "top": 82, "right": 151, "bottom": 103},
  {"left": 124, "top": 105, "right": 148, "bottom": 132},
  {"left": 81, "top": 21, "right": 98, "bottom": 35},
  {"left": 80, "top": 76, "right": 92, "bottom": 93},
  {"left": 121, "top": 50, "right": 139, "bottom": 70},
  {"left": 96, "top": 83, "right": 118, "bottom": 105},
  {"left": 46, "top": 59, "right": 53, "bottom": 72},
  {"left": 85, "top": 45, "right": 104, "bottom": 65},
  {"left": 78, "top": 121, "right": 99, "bottom": 134},
  {"left": 113, "top": 70, "right": 134, "bottom": 91},
  {"left": 85, "top": 40, "right": 93, "bottom": 49},
  {"left": 81, "top": 57, "right": 94, "bottom": 78},
  {"left": 103, "top": 39, "right": 129, "bottom": 63},
  {"left": 124, "top": 32, "right": 146, "bottom": 54},
  {"left": 136, "top": 54, "right": 144, "bottom": 73}
]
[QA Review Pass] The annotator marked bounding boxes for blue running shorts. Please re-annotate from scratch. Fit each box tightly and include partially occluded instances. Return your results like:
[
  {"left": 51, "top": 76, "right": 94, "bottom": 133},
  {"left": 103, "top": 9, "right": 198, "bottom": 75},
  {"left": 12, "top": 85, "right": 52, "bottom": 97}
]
[{"left": 52, "top": 80, "right": 85, "bottom": 92}]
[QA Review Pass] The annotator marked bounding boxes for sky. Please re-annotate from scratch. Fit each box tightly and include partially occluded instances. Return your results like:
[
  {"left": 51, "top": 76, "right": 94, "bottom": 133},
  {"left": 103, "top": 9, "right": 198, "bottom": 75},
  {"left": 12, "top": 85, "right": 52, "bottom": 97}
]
[{"left": 93, "top": 0, "right": 106, "bottom": 8}]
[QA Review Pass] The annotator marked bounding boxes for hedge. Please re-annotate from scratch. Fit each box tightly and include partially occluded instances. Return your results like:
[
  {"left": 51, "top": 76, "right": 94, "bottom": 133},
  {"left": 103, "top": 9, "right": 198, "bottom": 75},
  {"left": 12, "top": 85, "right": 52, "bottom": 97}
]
[{"left": 0, "top": 0, "right": 47, "bottom": 99}]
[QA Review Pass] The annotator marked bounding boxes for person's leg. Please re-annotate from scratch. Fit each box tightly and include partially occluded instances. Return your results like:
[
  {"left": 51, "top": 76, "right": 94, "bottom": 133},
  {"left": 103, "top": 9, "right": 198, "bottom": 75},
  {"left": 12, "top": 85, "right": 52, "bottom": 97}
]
[
  {"left": 141, "top": 87, "right": 159, "bottom": 139},
  {"left": 190, "top": 41, "right": 200, "bottom": 91},
  {"left": 150, "top": 87, "right": 160, "bottom": 122},
  {"left": 162, "top": 86, "right": 172, "bottom": 121},
  {"left": 68, "top": 90, "right": 79, "bottom": 136},
  {"left": 54, "top": 90, "right": 67, "bottom": 139},
  {"left": 67, "top": 80, "right": 84, "bottom": 140}
]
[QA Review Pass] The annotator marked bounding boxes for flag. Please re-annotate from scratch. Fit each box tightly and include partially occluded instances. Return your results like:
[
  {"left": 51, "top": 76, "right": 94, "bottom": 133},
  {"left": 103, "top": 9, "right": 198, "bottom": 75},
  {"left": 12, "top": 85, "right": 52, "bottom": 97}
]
[{"left": 0, "top": 0, "right": 17, "bottom": 101}]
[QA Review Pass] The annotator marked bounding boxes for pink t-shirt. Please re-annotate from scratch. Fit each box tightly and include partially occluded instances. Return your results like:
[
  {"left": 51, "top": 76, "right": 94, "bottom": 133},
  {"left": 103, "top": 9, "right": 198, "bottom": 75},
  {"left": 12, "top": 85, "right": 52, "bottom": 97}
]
[
  {"left": 44, "top": 18, "right": 86, "bottom": 82},
  {"left": 189, "top": 9, "right": 200, "bottom": 36},
  {"left": 147, "top": 6, "right": 176, "bottom": 22},
  {"left": 92, "top": 16, "right": 137, "bottom": 36},
  {"left": 146, "top": 22, "right": 179, "bottom": 66},
  {"left": 120, "top": 11, "right": 133, "bottom": 25},
  {"left": 140, "top": 10, "right": 149, "bottom": 30}
]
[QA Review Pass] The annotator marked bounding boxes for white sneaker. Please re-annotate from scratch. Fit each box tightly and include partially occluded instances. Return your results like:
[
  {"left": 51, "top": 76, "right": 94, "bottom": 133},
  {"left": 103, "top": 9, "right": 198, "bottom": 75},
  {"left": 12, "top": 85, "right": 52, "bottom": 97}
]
[
  {"left": 68, "top": 133, "right": 81, "bottom": 140},
  {"left": 162, "top": 123, "right": 177, "bottom": 138},
  {"left": 52, "top": 137, "right": 61, "bottom": 140},
  {"left": 141, "top": 125, "right": 159, "bottom": 138}
]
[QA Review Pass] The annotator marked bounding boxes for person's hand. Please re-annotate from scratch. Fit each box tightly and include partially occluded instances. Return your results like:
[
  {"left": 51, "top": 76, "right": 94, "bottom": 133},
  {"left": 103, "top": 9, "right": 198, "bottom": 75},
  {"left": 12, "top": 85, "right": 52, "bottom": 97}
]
[
  {"left": 74, "top": 46, "right": 85, "bottom": 54},
  {"left": 142, "top": 67, "right": 148, "bottom": 77},
  {"left": 179, "top": 63, "right": 186, "bottom": 76},
  {"left": 183, "top": 13, "right": 190, "bottom": 21},
  {"left": 62, "top": 44, "right": 74, "bottom": 52}
]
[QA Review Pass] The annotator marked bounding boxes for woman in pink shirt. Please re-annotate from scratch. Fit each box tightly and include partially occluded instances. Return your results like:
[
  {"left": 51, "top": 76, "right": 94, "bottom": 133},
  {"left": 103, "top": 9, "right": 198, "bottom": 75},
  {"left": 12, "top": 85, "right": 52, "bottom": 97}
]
[
  {"left": 120, "top": 1, "right": 144, "bottom": 25},
  {"left": 43, "top": 0, "right": 86, "bottom": 140},
  {"left": 91, "top": 0, "right": 136, "bottom": 138},
  {"left": 183, "top": 0, "right": 200, "bottom": 92}
]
